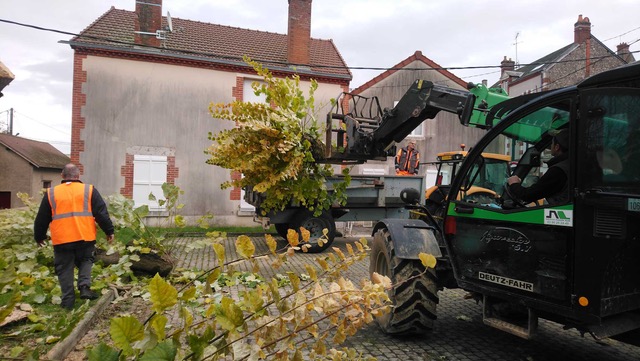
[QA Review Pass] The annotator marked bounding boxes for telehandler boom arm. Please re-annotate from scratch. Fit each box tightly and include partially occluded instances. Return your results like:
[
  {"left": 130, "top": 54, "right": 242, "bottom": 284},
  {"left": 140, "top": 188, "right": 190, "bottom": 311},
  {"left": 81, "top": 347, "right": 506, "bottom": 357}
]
[{"left": 323, "top": 80, "right": 508, "bottom": 164}]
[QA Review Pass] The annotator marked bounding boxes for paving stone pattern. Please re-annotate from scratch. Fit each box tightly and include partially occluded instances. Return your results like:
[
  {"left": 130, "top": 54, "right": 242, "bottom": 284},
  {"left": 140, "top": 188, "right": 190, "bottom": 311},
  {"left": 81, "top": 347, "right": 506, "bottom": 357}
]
[{"left": 168, "top": 233, "right": 640, "bottom": 361}]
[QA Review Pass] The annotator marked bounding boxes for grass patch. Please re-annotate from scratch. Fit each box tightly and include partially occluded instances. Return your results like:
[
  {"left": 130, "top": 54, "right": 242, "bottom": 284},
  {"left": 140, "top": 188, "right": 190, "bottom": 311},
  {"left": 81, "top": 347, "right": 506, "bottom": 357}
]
[{"left": 0, "top": 290, "right": 97, "bottom": 358}]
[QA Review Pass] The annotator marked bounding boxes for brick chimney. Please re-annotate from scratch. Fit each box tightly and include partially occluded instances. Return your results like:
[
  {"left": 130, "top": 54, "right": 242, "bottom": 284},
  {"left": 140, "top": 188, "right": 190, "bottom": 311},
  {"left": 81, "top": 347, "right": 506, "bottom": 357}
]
[
  {"left": 287, "top": 0, "right": 312, "bottom": 66},
  {"left": 617, "top": 42, "right": 634, "bottom": 63},
  {"left": 134, "top": 0, "right": 163, "bottom": 47},
  {"left": 501, "top": 56, "right": 515, "bottom": 75},
  {"left": 574, "top": 14, "right": 591, "bottom": 44}
]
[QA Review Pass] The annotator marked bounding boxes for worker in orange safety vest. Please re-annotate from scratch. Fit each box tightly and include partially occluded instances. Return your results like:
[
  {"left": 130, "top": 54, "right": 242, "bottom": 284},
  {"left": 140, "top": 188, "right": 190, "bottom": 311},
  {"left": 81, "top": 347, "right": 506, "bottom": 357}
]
[
  {"left": 34, "top": 164, "right": 114, "bottom": 310},
  {"left": 395, "top": 140, "right": 420, "bottom": 175}
]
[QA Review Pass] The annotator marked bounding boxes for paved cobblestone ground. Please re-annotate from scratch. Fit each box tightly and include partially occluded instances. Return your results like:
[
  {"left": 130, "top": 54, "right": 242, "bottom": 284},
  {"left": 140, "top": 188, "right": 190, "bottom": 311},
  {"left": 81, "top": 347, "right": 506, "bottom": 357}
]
[{"left": 168, "top": 233, "right": 640, "bottom": 361}]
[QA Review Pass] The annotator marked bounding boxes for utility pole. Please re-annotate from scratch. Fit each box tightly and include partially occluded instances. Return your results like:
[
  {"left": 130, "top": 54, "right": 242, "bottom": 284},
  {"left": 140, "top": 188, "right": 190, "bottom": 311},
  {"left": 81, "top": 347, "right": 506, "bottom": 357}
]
[{"left": 9, "top": 107, "right": 13, "bottom": 135}]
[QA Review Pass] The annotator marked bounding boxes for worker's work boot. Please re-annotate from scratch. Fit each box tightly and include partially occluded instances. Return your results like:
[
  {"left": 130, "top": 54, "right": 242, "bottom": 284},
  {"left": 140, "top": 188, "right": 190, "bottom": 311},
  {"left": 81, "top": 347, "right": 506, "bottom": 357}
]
[
  {"left": 79, "top": 286, "right": 99, "bottom": 300},
  {"left": 60, "top": 302, "right": 74, "bottom": 310}
]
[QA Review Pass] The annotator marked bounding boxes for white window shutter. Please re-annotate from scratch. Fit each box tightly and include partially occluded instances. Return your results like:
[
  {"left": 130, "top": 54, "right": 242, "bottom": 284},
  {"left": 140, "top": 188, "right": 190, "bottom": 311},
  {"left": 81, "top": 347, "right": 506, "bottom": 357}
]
[{"left": 133, "top": 155, "right": 168, "bottom": 210}]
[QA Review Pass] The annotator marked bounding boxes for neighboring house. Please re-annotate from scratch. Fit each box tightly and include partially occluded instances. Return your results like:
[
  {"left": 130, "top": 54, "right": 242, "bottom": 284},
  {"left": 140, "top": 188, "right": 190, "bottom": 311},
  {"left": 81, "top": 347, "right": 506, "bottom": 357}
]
[
  {"left": 65, "top": 0, "right": 351, "bottom": 225},
  {"left": 348, "top": 51, "right": 488, "bottom": 183},
  {"left": 0, "top": 59, "right": 14, "bottom": 99},
  {"left": 0, "top": 59, "right": 15, "bottom": 134},
  {"left": 0, "top": 134, "right": 70, "bottom": 209},
  {"left": 498, "top": 15, "right": 635, "bottom": 96},
  {"left": 494, "top": 15, "right": 635, "bottom": 161}
]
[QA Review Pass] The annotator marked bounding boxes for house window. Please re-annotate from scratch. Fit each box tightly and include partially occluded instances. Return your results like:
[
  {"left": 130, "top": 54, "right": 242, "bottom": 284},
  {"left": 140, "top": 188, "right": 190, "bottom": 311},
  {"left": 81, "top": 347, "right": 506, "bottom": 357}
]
[
  {"left": 133, "top": 155, "right": 167, "bottom": 211},
  {"left": 244, "top": 79, "right": 267, "bottom": 103},
  {"left": 410, "top": 124, "right": 424, "bottom": 137},
  {"left": 42, "top": 181, "right": 52, "bottom": 189}
]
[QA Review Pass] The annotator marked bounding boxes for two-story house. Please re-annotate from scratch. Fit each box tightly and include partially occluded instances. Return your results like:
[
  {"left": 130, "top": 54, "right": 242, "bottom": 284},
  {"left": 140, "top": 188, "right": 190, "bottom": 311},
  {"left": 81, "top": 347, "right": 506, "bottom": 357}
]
[
  {"left": 498, "top": 15, "right": 635, "bottom": 96},
  {"left": 66, "top": 0, "right": 351, "bottom": 225}
]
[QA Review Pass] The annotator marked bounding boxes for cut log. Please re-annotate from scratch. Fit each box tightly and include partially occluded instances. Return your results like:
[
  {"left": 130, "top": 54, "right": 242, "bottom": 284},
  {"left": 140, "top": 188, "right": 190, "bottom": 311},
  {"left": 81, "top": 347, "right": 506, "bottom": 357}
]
[
  {"left": 95, "top": 249, "right": 174, "bottom": 277},
  {"left": 131, "top": 252, "right": 174, "bottom": 277},
  {"left": 95, "top": 248, "right": 120, "bottom": 265}
]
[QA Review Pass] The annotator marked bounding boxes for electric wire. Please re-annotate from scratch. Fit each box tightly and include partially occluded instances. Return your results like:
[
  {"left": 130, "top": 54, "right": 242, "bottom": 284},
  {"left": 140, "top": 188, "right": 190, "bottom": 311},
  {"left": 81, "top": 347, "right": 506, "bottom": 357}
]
[
  {"left": 13, "top": 110, "right": 71, "bottom": 135},
  {"left": 1, "top": 18, "right": 638, "bottom": 74},
  {"left": 602, "top": 26, "right": 640, "bottom": 42},
  {"left": 1, "top": 16, "right": 638, "bottom": 134}
]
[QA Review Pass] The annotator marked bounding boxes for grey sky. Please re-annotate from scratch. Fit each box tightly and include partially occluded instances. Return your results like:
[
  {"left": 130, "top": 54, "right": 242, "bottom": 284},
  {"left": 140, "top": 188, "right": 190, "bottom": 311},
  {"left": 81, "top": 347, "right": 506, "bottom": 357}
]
[{"left": 1, "top": 0, "right": 638, "bottom": 154}]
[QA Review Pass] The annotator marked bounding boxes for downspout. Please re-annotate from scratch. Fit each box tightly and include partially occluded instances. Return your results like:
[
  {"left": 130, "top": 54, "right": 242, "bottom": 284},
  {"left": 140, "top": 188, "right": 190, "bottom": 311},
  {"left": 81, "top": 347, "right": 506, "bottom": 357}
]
[{"left": 585, "top": 37, "right": 591, "bottom": 77}]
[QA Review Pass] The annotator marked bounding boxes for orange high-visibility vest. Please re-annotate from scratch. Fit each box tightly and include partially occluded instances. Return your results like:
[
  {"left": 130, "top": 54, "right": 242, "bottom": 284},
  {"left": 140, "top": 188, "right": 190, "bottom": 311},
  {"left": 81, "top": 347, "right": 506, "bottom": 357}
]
[
  {"left": 396, "top": 148, "right": 419, "bottom": 174},
  {"left": 47, "top": 182, "right": 97, "bottom": 245}
]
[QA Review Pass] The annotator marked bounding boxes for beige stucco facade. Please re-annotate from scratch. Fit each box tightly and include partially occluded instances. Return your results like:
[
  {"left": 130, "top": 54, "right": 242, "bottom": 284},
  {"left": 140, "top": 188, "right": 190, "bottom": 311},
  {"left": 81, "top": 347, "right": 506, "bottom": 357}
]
[{"left": 78, "top": 55, "right": 344, "bottom": 225}]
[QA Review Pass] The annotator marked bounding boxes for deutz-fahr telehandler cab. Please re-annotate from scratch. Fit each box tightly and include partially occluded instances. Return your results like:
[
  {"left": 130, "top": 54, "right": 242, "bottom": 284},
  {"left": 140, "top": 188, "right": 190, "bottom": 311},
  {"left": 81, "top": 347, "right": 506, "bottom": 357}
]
[{"left": 323, "top": 62, "right": 640, "bottom": 345}]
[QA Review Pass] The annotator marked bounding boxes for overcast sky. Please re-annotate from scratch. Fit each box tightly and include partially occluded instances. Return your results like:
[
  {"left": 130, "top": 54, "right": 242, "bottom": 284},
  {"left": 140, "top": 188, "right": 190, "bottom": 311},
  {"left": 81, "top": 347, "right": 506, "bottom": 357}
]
[{"left": 1, "top": 0, "right": 638, "bottom": 154}]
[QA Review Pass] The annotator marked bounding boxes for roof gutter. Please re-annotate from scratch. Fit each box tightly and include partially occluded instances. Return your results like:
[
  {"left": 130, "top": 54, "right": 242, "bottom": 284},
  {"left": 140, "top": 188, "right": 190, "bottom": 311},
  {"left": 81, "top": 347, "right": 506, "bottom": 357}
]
[{"left": 59, "top": 40, "right": 352, "bottom": 82}]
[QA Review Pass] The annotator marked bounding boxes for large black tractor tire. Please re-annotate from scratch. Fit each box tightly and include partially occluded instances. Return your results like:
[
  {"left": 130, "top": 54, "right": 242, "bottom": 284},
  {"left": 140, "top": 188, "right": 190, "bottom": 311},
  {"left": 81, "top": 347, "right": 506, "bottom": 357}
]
[
  {"left": 290, "top": 210, "right": 336, "bottom": 253},
  {"left": 370, "top": 227, "right": 439, "bottom": 335},
  {"left": 274, "top": 223, "right": 290, "bottom": 239}
]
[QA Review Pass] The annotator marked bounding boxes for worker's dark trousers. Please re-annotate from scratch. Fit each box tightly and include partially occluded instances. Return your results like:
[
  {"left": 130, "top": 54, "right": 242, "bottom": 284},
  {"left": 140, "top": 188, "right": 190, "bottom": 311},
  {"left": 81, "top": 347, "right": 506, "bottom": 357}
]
[{"left": 53, "top": 241, "right": 96, "bottom": 308}]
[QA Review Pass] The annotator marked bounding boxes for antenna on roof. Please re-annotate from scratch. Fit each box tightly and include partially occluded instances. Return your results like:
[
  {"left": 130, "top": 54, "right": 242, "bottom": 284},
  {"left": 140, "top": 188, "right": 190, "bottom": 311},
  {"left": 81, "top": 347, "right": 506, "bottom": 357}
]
[
  {"left": 166, "top": 11, "right": 173, "bottom": 33},
  {"left": 513, "top": 32, "right": 522, "bottom": 68}
]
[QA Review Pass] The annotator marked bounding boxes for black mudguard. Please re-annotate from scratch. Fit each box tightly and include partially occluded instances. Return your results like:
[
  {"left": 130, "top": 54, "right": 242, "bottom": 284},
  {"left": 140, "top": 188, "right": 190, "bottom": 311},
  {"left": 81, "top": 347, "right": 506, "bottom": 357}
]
[{"left": 372, "top": 218, "right": 442, "bottom": 260}]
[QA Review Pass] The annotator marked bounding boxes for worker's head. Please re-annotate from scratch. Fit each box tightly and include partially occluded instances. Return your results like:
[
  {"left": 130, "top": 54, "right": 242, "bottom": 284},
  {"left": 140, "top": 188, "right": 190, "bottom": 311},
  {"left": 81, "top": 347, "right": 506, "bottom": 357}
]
[
  {"left": 549, "top": 129, "right": 569, "bottom": 155},
  {"left": 62, "top": 163, "right": 80, "bottom": 180},
  {"left": 408, "top": 140, "right": 416, "bottom": 150}
]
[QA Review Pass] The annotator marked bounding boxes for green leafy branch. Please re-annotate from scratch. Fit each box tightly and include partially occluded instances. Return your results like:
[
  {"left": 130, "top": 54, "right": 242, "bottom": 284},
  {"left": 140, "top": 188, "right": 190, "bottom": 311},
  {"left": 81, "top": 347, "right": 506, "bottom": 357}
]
[
  {"left": 206, "top": 56, "right": 350, "bottom": 216},
  {"left": 90, "top": 230, "right": 392, "bottom": 360}
]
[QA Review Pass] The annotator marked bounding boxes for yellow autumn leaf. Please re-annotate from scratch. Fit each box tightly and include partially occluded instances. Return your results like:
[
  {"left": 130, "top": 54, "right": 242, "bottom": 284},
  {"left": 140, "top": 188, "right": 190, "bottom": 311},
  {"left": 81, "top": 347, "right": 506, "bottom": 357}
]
[
  {"left": 316, "top": 257, "right": 329, "bottom": 271},
  {"left": 265, "top": 234, "right": 277, "bottom": 253},
  {"left": 213, "top": 243, "right": 225, "bottom": 264},
  {"left": 287, "top": 229, "right": 299, "bottom": 247},
  {"left": 345, "top": 243, "right": 354, "bottom": 256},
  {"left": 300, "top": 227, "right": 310, "bottom": 242},
  {"left": 304, "top": 264, "right": 318, "bottom": 282},
  {"left": 235, "top": 235, "right": 256, "bottom": 259},
  {"left": 419, "top": 253, "right": 437, "bottom": 269},
  {"left": 371, "top": 272, "right": 392, "bottom": 289}
]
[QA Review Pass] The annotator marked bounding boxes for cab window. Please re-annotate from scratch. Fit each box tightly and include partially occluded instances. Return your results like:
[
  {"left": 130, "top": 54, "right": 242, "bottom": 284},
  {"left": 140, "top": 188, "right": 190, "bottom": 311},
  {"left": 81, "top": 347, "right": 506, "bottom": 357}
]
[
  {"left": 460, "top": 97, "right": 572, "bottom": 208},
  {"left": 578, "top": 88, "right": 640, "bottom": 193}
]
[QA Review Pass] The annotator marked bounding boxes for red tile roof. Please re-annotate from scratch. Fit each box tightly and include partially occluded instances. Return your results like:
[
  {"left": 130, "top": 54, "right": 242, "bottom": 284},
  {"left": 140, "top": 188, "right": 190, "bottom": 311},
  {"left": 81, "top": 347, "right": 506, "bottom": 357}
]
[
  {"left": 69, "top": 7, "right": 351, "bottom": 81},
  {"left": 0, "top": 133, "right": 70, "bottom": 169}
]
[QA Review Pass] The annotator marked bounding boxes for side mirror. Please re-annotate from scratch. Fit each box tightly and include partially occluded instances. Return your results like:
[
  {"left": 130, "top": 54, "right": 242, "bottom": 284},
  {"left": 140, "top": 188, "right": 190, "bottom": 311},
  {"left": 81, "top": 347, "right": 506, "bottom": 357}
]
[
  {"left": 512, "top": 147, "right": 541, "bottom": 180},
  {"left": 519, "top": 147, "right": 541, "bottom": 167}
]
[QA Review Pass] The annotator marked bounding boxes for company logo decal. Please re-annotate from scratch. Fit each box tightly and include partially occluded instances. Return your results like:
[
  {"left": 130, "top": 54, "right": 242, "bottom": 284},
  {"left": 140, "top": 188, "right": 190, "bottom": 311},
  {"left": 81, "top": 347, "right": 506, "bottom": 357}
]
[
  {"left": 480, "top": 227, "right": 531, "bottom": 253},
  {"left": 544, "top": 209, "right": 573, "bottom": 227},
  {"left": 478, "top": 272, "right": 534, "bottom": 292}
]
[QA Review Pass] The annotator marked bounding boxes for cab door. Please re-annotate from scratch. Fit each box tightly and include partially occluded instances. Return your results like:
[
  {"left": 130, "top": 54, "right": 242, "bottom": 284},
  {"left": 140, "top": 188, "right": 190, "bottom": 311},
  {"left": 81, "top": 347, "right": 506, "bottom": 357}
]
[
  {"left": 573, "top": 88, "right": 640, "bottom": 318},
  {"left": 445, "top": 94, "right": 576, "bottom": 307}
]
